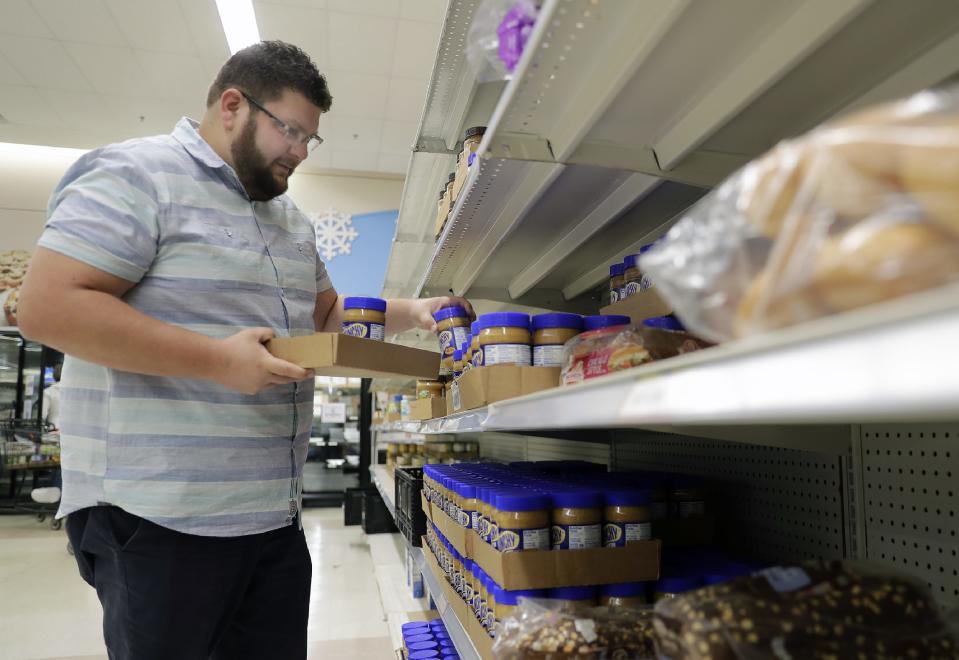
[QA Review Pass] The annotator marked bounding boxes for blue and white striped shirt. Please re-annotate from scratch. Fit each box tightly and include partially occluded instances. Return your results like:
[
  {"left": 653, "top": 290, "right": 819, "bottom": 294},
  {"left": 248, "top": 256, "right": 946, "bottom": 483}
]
[{"left": 41, "top": 117, "right": 332, "bottom": 536}]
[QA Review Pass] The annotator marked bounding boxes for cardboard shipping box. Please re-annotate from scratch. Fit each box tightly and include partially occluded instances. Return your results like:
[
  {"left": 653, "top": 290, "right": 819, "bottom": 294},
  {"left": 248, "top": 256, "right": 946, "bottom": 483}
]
[
  {"left": 600, "top": 287, "right": 671, "bottom": 322},
  {"left": 267, "top": 333, "right": 440, "bottom": 380},
  {"left": 453, "top": 365, "right": 560, "bottom": 412},
  {"left": 409, "top": 397, "right": 447, "bottom": 421},
  {"left": 422, "top": 490, "right": 660, "bottom": 591}
]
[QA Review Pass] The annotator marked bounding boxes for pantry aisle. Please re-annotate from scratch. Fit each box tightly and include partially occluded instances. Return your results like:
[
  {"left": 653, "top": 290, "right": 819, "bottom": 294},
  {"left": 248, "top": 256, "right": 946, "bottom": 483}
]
[{"left": 0, "top": 509, "right": 394, "bottom": 660}]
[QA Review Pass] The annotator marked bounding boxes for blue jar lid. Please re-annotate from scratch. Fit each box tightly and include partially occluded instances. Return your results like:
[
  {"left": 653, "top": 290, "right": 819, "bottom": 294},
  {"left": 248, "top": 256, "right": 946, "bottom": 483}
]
[
  {"left": 395, "top": 394, "right": 403, "bottom": 401},
  {"left": 639, "top": 242, "right": 656, "bottom": 254},
  {"left": 642, "top": 315, "right": 685, "bottom": 332},
  {"left": 531, "top": 313, "right": 584, "bottom": 332},
  {"left": 462, "top": 337, "right": 471, "bottom": 351},
  {"left": 583, "top": 315, "right": 631, "bottom": 331},
  {"left": 494, "top": 586, "right": 548, "bottom": 606},
  {"left": 433, "top": 306, "right": 470, "bottom": 322},
  {"left": 656, "top": 576, "right": 699, "bottom": 594},
  {"left": 459, "top": 483, "right": 477, "bottom": 499},
  {"left": 551, "top": 489, "right": 603, "bottom": 509},
  {"left": 453, "top": 350, "right": 463, "bottom": 361},
  {"left": 478, "top": 312, "right": 531, "bottom": 330},
  {"left": 402, "top": 622, "right": 431, "bottom": 633},
  {"left": 409, "top": 651, "right": 440, "bottom": 660},
  {"left": 600, "top": 582, "right": 647, "bottom": 598},
  {"left": 495, "top": 490, "right": 551, "bottom": 513},
  {"left": 428, "top": 618, "right": 444, "bottom": 627},
  {"left": 439, "top": 639, "right": 457, "bottom": 649},
  {"left": 604, "top": 488, "right": 652, "bottom": 507},
  {"left": 549, "top": 585, "right": 598, "bottom": 601},
  {"left": 343, "top": 296, "right": 387, "bottom": 312},
  {"left": 409, "top": 640, "right": 440, "bottom": 651},
  {"left": 433, "top": 631, "right": 451, "bottom": 640},
  {"left": 471, "top": 320, "right": 480, "bottom": 334},
  {"left": 442, "top": 654, "right": 460, "bottom": 660},
  {"left": 623, "top": 253, "right": 641, "bottom": 269},
  {"left": 609, "top": 263, "right": 625, "bottom": 277},
  {"left": 405, "top": 633, "right": 436, "bottom": 644}
]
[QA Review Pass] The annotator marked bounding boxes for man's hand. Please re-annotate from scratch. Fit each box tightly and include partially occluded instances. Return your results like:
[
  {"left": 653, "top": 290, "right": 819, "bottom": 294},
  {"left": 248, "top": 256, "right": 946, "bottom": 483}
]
[
  {"left": 210, "top": 328, "right": 314, "bottom": 395},
  {"left": 412, "top": 296, "right": 476, "bottom": 332}
]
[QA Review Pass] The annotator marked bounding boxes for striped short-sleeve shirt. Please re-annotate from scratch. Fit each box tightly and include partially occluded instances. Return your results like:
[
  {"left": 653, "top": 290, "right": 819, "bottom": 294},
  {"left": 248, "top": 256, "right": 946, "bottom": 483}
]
[{"left": 40, "top": 117, "right": 332, "bottom": 537}]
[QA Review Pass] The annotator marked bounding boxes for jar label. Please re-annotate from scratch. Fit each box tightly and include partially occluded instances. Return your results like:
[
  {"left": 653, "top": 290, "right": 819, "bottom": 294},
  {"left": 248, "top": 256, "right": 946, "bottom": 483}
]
[
  {"left": 451, "top": 382, "right": 462, "bottom": 411},
  {"left": 471, "top": 511, "right": 480, "bottom": 531},
  {"left": 341, "top": 321, "right": 384, "bottom": 340},
  {"left": 533, "top": 344, "right": 565, "bottom": 368},
  {"left": 457, "top": 509, "right": 473, "bottom": 528},
  {"left": 489, "top": 522, "right": 499, "bottom": 547},
  {"left": 483, "top": 343, "right": 531, "bottom": 366},
  {"left": 473, "top": 348, "right": 484, "bottom": 367},
  {"left": 478, "top": 516, "right": 489, "bottom": 541},
  {"left": 439, "top": 325, "right": 469, "bottom": 357},
  {"left": 604, "top": 522, "right": 653, "bottom": 547},
  {"left": 552, "top": 523, "right": 601, "bottom": 549},
  {"left": 610, "top": 288, "right": 620, "bottom": 303},
  {"left": 496, "top": 526, "right": 549, "bottom": 552}
]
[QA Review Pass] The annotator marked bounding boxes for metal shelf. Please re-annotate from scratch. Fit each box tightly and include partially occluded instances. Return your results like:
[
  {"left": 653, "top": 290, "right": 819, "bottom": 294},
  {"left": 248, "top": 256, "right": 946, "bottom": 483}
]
[
  {"left": 414, "top": 547, "right": 482, "bottom": 660},
  {"left": 371, "top": 465, "right": 396, "bottom": 522},
  {"left": 370, "top": 287, "right": 959, "bottom": 445}
]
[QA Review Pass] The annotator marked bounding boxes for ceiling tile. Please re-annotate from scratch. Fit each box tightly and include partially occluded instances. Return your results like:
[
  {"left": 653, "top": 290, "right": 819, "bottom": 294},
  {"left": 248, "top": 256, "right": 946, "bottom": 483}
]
[
  {"left": 385, "top": 76, "right": 428, "bottom": 122},
  {"left": 0, "top": 36, "right": 93, "bottom": 92},
  {"left": 40, "top": 88, "right": 125, "bottom": 130},
  {"left": 380, "top": 119, "right": 416, "bottom": 154},
  {"left": 254, "top": 1, "right": 329, "bottom": 68},
  {"left": 32, "top": 0, "right": 127, "bottom": 47},
  {"left": 327, "top": 0, "right": 398, "bottom": 18},
  {"left": 64, "top": 42, "right": 150, "bottom": 96},
  {"left": 328, "top": 149, "right": 379, "bottom": 171},
  {"left": 377, "top": 152, "right": 409, "bottom": 174},
  {"left": 0, "top": 1, "right": 54, "bottom": 38},
  {"left": 323, "top": 70, "right": 388, "bottom": 119},
  {"left": 391, "top": 19, "right": 440, "bottom": 80},
  {"left": 323, "top": 115, "right": 383, "bottom": 152},
  {"left": 104, "top": 0, "right": 196, "bottom": 54},
  {"left": 0, "top": 84, "right": 65, "bottom": 126},
  {"left": 328, "top": 12, "right": 397, "bottom": 75},
  {"left": 117, "top": 95, "right": 201, "bottom": 135},
  {"left": 254, "top": 0, "right": 327, "bottom": 7},
  {"left": 300, "top": 146, "right": 332, "bottom": 171},
  {"left": 177, "top": 0, "right": 230, "bottom": 62},
  {"left": 0, "top": 53, "right": 26, "bottom": 85},
  {"left": 399, "top": 0, "right": 446, "bottom": 23},
  {"left": 136, "top": 51, "right": 209, "bottom": 101}
]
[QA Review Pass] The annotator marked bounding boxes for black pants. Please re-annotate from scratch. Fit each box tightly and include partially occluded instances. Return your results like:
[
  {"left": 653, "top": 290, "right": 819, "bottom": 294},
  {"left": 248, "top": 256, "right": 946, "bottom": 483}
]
[{"left": 66, "top": 506, "right": 312, "bottom": 660}]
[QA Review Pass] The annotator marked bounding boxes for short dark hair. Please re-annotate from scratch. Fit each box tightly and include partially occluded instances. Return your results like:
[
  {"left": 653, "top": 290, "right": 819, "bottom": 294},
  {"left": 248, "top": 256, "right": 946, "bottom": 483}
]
[{"left": 207, "top": 40, "right": 333, "bottom": 112}]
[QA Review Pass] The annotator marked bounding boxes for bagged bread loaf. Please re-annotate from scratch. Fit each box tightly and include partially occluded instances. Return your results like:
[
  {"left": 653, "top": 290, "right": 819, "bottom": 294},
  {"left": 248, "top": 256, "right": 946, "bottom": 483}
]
[
  {"left": 640, "top": 88, "right": 959, "bottom": 342},
  {"left": 653, "top": 560, "right": 959, "bottom": 660}
]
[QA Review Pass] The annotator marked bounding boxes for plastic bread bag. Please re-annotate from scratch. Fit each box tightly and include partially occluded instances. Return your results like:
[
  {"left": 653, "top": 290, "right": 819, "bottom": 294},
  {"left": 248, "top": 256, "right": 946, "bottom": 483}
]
[
  {"left": 639, "top": 88, "right": 959, "bottom": 343},
  {"left": 466, "top": 0, "right": 538, "bottom": 82},
  {"left": 653, "top": 559, "right": 959, "bottom": 660},
  {"left": 493, "top": 596, "right": 657, "bottom": 659},
  {"left": 560, "top": 325, "right": 652, "bottom": 386}
]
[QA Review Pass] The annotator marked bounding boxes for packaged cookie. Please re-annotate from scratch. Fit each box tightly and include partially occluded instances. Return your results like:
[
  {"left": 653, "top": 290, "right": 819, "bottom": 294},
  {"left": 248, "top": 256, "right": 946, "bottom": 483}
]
[{"left": 640, "top": 87, "right": 959, "bottom": 342}]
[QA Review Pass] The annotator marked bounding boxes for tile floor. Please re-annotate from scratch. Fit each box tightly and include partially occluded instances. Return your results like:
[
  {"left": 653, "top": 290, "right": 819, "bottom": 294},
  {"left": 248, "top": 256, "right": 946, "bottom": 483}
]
[{"left": 0, "top": 508, "right": 397, "bottom": 660}]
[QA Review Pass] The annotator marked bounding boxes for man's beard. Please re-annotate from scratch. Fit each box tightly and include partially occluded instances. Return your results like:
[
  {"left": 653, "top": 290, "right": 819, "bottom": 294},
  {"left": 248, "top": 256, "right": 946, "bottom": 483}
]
[{"left": 231, "top": 116, "right": 287, "bottom": 201}]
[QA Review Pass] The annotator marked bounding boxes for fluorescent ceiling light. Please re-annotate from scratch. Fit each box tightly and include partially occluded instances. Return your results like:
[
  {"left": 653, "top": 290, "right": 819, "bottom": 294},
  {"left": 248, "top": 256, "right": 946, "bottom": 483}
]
[
  {"left": 0, "top": 142, "right": 87, "bottom": 166},
  {"left": 215, "top": 0, "right": 261, "bottom": 55}
]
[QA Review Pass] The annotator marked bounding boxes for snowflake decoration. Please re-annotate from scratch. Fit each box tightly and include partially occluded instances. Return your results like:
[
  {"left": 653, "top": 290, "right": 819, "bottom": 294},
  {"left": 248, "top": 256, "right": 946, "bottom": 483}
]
[{"left": 308, "top": 207, "right": 359, "bottom": 261}]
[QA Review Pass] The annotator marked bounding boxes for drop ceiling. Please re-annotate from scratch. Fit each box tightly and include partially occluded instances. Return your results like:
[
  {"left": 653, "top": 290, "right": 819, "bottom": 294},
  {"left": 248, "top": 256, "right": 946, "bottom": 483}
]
[{"left": 0, "top": 0, "right": 446, "bottom": 175}]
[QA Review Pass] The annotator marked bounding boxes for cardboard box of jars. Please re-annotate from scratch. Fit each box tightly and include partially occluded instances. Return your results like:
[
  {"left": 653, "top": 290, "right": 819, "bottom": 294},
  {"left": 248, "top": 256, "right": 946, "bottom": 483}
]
[{"left": 420, "top": 491, "right": 661, "bottom": 592}]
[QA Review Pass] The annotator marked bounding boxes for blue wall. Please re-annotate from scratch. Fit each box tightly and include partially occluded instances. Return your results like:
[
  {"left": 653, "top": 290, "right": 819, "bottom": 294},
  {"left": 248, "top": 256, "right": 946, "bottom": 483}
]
[{"left": 324, "top": 209, "right": 398, "bottom": 297}]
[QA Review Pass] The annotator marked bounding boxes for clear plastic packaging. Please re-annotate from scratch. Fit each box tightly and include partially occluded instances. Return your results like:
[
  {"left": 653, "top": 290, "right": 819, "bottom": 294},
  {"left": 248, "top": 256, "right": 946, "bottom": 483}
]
[
  {"left": 653, "top": 560, "right": 959, "bottom": 659},
  {"left": 640, "top": 88, "right": 959, "bottom": 343},
  {"left": 492, "top": 597, "right": 657, "bottom": 659},
  {"left": 561, "top": 325, "right": 651, "bottom": 386},
  {"left": 466, "top": 0, "right": 538, "bottom": 82}
]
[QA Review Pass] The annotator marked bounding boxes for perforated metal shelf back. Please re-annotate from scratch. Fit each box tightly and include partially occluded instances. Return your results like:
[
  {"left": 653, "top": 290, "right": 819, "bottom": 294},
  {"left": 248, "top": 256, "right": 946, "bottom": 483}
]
[
  {"left": 861, "top": 423, "right": 959, "bottom": 607},
  {"left": 612, "top": 430, "right": 846, "bottom": 564}
]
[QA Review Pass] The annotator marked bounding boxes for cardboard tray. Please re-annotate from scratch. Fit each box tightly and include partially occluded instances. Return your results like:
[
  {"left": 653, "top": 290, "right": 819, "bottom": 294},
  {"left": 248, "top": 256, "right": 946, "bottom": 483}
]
[
  {"left": 267, "top": 333, "right": 440, "bottom": 379},
  {"left": 600, "top": 287, "right": 671, "bottom": 322},
  {"left": 422, "top": 492, "right": 661, "bottom": 591},
  {"left": 409, "top": 397, "right": 447, "bottom": 421},
  {"left": 452, "top": 365, "right": 560, "bottom": 413}
]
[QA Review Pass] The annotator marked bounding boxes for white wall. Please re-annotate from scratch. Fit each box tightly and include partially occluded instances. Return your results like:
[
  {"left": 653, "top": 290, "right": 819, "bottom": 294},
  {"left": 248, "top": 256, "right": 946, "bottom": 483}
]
[{"left": 0, "top": 142, "right": 403, "bottom": 252}]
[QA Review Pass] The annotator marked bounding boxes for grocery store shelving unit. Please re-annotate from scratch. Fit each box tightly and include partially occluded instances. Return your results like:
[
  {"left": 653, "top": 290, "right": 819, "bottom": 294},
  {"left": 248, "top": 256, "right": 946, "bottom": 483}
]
[{"left": 373, "top": 1, "right": 959, "bottom": 649}]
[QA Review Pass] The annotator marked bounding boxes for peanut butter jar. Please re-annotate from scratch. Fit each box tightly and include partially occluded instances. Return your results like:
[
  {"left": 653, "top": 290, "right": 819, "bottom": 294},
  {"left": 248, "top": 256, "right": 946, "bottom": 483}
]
[
  {"left": 494, "top": 491, "right": 551, "bottom": 552},
  {"left": 477, "top": 312, "right": 532, "bottom": 367},
  {"left": 492, "top": 586, "right": 547, "bottom": 639},
  {"left": 434, "top": 305, "right": 471, "bottom": 361},
  {"left": 531, "top": 313, "right": 584, "bottom": 368},
  {"left": 341, "top": 297, "right": 386, "bottom": 340},
  {"left": 548, "top": 585, "right": 598, "bottom": 607},
  {"left": 551, "top": 489, "right": 603, "bottom": 550},
  {"left": 603, "top": 488, "right": 653, "bottom": 548}
]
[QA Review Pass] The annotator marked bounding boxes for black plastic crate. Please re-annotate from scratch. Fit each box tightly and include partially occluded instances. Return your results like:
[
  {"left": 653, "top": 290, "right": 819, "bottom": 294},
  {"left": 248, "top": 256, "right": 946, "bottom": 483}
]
[
  {"left": 395, "top": 467, "right": 424, "bottom": 521},
  {"left": 362, "top": 488, "right": 398, "bottom": 535},
  {"left": 344, "top": 487, "right": 374, "bottom": 526},
  {"left": 396, "top": 506, "right": 427, "bottom": 547}
]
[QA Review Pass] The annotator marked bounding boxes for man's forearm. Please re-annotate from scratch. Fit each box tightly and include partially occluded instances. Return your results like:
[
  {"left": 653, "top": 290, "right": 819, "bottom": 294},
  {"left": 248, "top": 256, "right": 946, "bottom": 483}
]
[{"left": 19, "top": 288, "right": 226, "bottom": 381}]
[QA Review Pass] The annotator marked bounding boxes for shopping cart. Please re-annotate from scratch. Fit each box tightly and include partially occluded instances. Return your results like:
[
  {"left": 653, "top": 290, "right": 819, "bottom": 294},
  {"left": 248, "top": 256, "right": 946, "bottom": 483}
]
[{"left": 1, "top": 418, "right": 62, "bottom": 529}]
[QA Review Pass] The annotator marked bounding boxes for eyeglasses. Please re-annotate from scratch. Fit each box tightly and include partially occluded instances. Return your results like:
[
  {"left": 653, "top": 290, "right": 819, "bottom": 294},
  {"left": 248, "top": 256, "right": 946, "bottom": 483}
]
[{"left": 240, "top": 91, "right": 324, "bottom": 152}]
